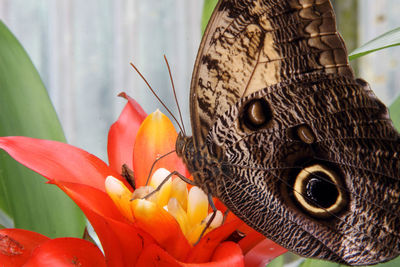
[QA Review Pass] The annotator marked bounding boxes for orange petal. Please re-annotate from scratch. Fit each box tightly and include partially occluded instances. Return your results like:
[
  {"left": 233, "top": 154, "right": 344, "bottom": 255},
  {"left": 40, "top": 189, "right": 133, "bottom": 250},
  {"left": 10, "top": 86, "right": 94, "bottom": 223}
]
[
  {"left": 133, "top": 110, "right": 189, "bottom": 188},
  {"left": 108, "top": 93, "right": 147, "bottom": 174},
  {"left": 131, "top": 199, "right": 191, "bottom": 261}
]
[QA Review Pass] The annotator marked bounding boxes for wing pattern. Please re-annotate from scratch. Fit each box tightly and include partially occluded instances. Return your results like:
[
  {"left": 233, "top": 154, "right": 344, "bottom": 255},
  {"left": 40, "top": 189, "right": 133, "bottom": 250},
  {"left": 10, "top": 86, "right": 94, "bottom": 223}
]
[{"left": 190, "top": 0, "right": 353, "bottom": 146}]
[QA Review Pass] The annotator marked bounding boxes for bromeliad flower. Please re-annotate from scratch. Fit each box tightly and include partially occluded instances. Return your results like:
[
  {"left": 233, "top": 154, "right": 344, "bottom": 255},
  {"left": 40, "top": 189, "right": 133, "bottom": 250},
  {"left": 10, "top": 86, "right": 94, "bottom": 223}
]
[{"left": 0, "top": 94, "right": 286, "bottom": 266}]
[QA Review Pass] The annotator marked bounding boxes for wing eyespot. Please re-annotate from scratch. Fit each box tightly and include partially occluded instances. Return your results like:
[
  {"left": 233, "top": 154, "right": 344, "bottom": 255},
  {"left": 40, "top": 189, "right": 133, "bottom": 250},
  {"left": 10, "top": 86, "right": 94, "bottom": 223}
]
[
  {"left": 288, "top": 124, "right": 316, "bottom": 144},
  {"left": 239, "top": 98, "right": 272, "bottom": 131},
  {"left": 291, "top": 164, "right": 348, "bottom": 219}
]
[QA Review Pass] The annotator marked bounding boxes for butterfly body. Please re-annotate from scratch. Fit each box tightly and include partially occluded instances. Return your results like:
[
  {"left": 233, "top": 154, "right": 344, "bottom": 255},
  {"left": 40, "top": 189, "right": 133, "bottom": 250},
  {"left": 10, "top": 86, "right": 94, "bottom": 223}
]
[
  {"left": 176, "top": 133, "right": 222, "bottom": 196},
  {"left": 176, "top": 0, "right": 400, "bottom": 265}
]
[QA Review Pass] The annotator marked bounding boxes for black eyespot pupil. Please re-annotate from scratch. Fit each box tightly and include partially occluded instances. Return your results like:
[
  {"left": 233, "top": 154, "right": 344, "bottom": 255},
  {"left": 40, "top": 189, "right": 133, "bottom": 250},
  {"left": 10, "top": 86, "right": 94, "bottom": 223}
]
[
  {"left": 306, "top": 173, "right": 339, "bottom": 209},
  {"left": 242, "top": 98, "right": 272, "bottom": 130}
]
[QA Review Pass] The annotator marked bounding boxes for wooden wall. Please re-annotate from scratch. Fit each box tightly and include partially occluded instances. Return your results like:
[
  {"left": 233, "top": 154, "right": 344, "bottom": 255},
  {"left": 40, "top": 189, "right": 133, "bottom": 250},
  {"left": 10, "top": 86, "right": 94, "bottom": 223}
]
[{"left": 0, "top": 0, "right": 399, "bottom": 162}]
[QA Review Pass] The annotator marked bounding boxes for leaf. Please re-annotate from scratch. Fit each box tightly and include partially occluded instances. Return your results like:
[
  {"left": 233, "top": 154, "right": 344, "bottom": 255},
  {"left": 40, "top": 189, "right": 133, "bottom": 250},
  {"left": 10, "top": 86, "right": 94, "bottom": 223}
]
[
  {"left": 267, "top": 255, "right": 284, "bottom": 267},
  {"left": 300, "top": 259, "right": 341, "bottom": 267},
  {"left": 373, "top": 257, "right": 400, "bottom": 267},
  {"left": 201, "top": 0, "right": 218, "bottom": 34},
  {"left": 389, "top": 95, "right": 400, "bottom": 131},
  {"left": 349, "top": 27, "right": 400, "bottom": 60},
  {"left": 0, "top": 20, "right": 85, "bottom": 238},
  {"left": 299, "top": 256, "right": 400, "bottom": 267}
]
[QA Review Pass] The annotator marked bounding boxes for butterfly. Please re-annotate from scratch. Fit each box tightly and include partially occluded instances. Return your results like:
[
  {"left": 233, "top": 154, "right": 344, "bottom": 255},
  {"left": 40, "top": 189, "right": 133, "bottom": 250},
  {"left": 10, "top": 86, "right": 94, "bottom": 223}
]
[{"left": 175, "top": 0, "right": 400, "bottom": 265}]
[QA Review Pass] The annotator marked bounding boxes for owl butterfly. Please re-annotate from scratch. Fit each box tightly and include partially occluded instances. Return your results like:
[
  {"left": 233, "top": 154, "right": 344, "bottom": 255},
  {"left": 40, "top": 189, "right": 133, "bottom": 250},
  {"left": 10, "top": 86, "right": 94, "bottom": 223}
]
[{"left": 175, "top": 0, "right": 400, "bottom": 265}]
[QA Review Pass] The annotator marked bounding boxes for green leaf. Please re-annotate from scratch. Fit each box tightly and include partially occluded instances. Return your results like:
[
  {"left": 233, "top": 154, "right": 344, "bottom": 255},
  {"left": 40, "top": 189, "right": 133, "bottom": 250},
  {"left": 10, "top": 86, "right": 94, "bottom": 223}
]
[
  {"left": 349, "top": 27, "right": 400, "bottom": 61},
  {"left": 299, "top": 255, "right": 400, "bottom": 267},
  {"left": 0, "top": 20, "right": 85, "bottom": 238},
  {"left": 389, "top": 95, "right": 400, "bottom": 131},
  {"left": 201, "top": 0, "right": 218, "bottom": 34},
  {"left": 300, "top": 259, "right": 341, "bottom": 267},
  {"left": 268, "top": 254, "right": 285, "bottom": 267},
  {"left": 374, "top": 257, "right": 400, "bottom": 267}
]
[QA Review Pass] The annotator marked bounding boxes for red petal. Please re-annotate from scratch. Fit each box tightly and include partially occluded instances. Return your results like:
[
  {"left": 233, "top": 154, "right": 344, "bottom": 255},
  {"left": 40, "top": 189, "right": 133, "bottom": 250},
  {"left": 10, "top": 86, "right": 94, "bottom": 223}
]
[
  {"left": 136, "top": 244, "right": 181, "bottom": 267},
  {"left": 213, "top": 199, "right": 240, "bottom": 224},
  {"left": 243, "top": 239, "right": 287, "bottom": 267},
  {"left": 137, "top": 242, "right": 244, "bottom": 267},
  {"left": 237, "top": 225, "right": 265, "bottom": 254},
  {"left": 0, "top": 137, "right": 121, "bottom": 192},
  {"left": 108, "top": 93, "right": 147, "bottom": 174},
  {"left": 203, "top": 242, "right": 244, "bottom": 267},
  {"left": 0, "top": 228, "right": 49, "bottom": 266},
  {"left": 23, "top": 237, "right": 106, "bottom": 266},
  {"left": 56, "top": 181, "right": 126, "bottom": 221},
  {"left": 133, "top": 111, "right": 189, "bottom": 188},
  {"left": 186, "top": 219, "right": 243, "bottom": 263},
  {"left": 55, "top": 181, "right": 155, "bottom": 267}
]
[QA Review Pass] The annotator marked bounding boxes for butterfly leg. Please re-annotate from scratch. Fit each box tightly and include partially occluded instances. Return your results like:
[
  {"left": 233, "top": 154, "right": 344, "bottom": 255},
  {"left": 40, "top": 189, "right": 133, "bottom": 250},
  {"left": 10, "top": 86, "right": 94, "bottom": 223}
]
[
  {"left": 140, "top": 170, "right": 219, "bottom": 246},
  {"left": 144, "top": 150, "right": 177, "bottom": 185},
  {"left": 141, "top": 170, "right": 195, "bottom": 200}
]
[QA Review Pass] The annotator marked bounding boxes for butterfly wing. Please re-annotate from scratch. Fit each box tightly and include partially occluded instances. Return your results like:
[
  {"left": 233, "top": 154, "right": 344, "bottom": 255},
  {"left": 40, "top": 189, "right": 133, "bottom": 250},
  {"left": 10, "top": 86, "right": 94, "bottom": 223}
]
[
  {"left": 208, "top": 74, "right": 400, "bottom": 264},
  {"left": 190, "top": 0, "right": 353, "bottom": 147},
  {"left": 189, "top": 0, "right": 400, "bottom": 265}
]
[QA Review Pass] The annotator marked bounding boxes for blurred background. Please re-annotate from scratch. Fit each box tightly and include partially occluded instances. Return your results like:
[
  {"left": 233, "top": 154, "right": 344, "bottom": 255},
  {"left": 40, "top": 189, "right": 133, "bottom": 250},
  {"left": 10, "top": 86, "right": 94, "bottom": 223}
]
[{"left": 0, "top": 0, "right": 399, "bottom": 162}]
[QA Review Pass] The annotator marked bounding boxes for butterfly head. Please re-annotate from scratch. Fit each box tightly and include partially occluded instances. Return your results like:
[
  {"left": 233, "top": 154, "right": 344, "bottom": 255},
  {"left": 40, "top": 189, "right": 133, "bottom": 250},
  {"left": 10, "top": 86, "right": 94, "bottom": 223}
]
[{"left": 175, "top": 132, "right": 187, "bottom": 158}]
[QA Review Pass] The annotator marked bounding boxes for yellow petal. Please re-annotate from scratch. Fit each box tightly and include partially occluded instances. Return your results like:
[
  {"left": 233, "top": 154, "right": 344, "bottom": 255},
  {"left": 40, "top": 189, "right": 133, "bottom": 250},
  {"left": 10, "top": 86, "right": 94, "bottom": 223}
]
[
  {"left": 170, "top": 177, "right": 188, "bottom": 211},
  {"left": 105, "top": 176, "right": 134, "bottom": 221},
  {"left": 131, "top": 185, "right": 157, "bottom": 203},
  {"left": 186, "top": 223, "right": 207, "bottom": 245},
  {"left": 167, "top": 198, "right": 190, "bottom": 236},
  {"left": 131, "top": 198, "right": 157, "bottom": 218},
  {"left": 185, "top": 210, "right": 224, "bottom": 245},
  {"left": 187, "top": 186, "right": 208, "bottom": 227},
  {"left": 205, "top": 210, "right": 224, "bottom": 229},
  {"left": 150, "top": 168, "right": 172, "bottom": 207}
]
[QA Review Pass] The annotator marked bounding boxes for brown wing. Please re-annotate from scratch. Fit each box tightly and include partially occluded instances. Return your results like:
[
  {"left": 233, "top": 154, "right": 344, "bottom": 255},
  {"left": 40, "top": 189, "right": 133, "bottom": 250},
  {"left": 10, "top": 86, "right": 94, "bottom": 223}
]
[{"left": 190, "top": 0, "right": 354, "bottom": 147}]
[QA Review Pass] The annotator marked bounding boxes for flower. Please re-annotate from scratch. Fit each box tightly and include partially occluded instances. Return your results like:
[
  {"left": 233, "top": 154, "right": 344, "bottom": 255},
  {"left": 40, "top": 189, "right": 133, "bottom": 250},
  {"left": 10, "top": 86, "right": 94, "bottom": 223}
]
[{"left": 0, "top": 93, "right": 287, "bottom": 266}]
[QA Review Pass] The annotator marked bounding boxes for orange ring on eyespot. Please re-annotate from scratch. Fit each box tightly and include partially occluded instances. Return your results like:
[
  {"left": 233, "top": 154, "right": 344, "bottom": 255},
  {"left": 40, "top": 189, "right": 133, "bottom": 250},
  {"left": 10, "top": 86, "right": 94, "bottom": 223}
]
[{"left": 293, "top": 164, "right": 346, "bottom": 218}]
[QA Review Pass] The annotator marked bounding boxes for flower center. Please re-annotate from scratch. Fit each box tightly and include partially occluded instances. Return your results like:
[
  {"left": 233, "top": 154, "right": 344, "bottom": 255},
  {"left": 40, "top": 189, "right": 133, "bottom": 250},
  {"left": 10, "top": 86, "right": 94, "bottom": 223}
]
[{"left": 105, "top": 168, "right": 223, "bottom": 245}]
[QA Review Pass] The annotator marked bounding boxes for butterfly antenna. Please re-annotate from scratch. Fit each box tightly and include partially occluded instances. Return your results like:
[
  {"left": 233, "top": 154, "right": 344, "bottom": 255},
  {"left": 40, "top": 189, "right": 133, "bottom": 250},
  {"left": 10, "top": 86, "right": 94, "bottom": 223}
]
[
  {"left": 164, "top": 55, "right": 186, "bottom": 135},
  {"left": 130, "top": 62, "right": 185, "bottom": 134}
]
